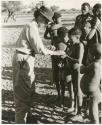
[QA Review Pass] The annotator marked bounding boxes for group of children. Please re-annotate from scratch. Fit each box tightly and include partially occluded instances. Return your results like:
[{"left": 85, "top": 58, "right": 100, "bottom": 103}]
[{"left": 44, "top": 2, "right": 101, "bottom": 124}]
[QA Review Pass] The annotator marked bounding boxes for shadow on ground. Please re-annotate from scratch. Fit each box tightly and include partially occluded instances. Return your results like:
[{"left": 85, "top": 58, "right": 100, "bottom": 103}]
[{"left": 2, "top": 66, "right": 101, "bottom": 124}]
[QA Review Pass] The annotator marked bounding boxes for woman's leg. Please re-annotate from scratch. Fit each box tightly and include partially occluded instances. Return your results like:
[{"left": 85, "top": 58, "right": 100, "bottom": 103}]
[{"left": 89, "top": 97, "right": 99, "bottom": 123}]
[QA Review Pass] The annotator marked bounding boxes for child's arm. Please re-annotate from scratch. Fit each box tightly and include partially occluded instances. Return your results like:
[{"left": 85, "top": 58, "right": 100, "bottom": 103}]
[
  {"left": 77, "top": 43, "right": 84, "bottom": 65},
  {"left": 76, "top": 43, "right": 84, "bottom": 95}
]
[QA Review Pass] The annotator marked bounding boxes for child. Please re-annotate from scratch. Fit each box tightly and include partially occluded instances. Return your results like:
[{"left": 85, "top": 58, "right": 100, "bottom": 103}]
[
  {"left": 44, "top": 12, "right": 62, "bottom": 46},
  {"left": 80, "top": 43, "right": 101, "bottom": 124},
  {"left": 52, "top": 26, "right": 69, "bottom": 102},
  {"left": 63, "top": 28, "right": 84, "bottom": 119},
  {"left": 44, "top": 12, "right": 63, "bottom": 100}
]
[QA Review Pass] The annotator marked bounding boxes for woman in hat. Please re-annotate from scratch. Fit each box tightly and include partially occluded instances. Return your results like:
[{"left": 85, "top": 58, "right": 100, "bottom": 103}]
[{"left": 12, "top": 6, "right": 65, "bottom": 123}]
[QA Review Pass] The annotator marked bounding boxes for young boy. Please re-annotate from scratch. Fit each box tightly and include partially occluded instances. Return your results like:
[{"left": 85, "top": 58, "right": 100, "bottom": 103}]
[
  {"left": 44, "top": 12, "right": 63, "bottom": 101},
  {"left": 52, "top": 26, "right": 69, "bottom": 103},
  {"left": 44, "top": 12, "right": 62, "bottom": 45},
  {"left": 63, "top": 28, "right": 84, "bottom": 119},
  {"left": 80, "top": 43, "right": 101, "bottom": 124}
]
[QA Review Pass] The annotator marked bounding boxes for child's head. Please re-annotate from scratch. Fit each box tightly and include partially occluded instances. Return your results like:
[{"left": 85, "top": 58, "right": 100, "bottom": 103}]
[
  {"left": 57, "top": 27, "right": 69, "bottom": 43},
  {"left": 81, "top": 2, "right": 90, "bottom": 15},
  {"left": 93, "top": 3, "right": 101, "bottom": 20},
  {"left": 68, "top": 27, "right": 82, "bottom": 44},
  {"left": 89, "top": 43, "right": 101, "bottom": 60},
  {"left": 52, "top": 12, "right": 61, "bottom": 23}
]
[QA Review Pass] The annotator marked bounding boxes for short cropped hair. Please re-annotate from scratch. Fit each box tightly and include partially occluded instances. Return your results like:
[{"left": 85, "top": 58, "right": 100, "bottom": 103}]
[
  {"left": 52, "top": 12, "right": 61, "bottom": 20},
  {"left": 81, "top": 2, "right": 90, "bottom": 9},
  {"left": 68, "top": 27, "right": 82, "bottom": 36},
  {"left": 57, "top": 27, "right": 68, "bottom": 37}
]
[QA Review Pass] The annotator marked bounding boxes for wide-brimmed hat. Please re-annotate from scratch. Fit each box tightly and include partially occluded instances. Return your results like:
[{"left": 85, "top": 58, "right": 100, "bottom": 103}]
[{"left": 38, "top": 6, "right": 53, "bottom": 22}]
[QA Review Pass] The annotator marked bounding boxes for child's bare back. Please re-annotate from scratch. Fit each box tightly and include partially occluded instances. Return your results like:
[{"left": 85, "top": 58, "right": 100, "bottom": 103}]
[
  {"left": 80, "top": 43, "right": 101, "bottom": 100},
  {"left": 81, "top": 61, "right": 101, "bottom": 95}
]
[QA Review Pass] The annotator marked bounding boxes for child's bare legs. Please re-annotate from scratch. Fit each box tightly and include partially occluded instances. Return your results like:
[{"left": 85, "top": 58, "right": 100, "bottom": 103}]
[
  {"left": 63, "top": 71, "right": 75, "bottom": 111},
  {"left": 67, "top": 82, "right": 76, "bottom": 112},
  {"left": 71, "top": 68, "right": 83, "bottom": 114},
  {"left": 55, "top": 81, "right": 61, "bottom": 100},
  {"left": 77, "top": 94, "right": 83, "bottom": 114},
  {"left": 60, "top": 78, "right": 65, "bottom": 103},
  {"left": 89, "top": 98, "right": 99, "bottom": 123},
  {"left": 52, "top": 56, "right": 61, "bottom": 100},
  {"left": 89, "top": 88, "right": 101, "bottom": 124},
  {"left": 70, "top": 82, "right": 75, "bottom": 109}
]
